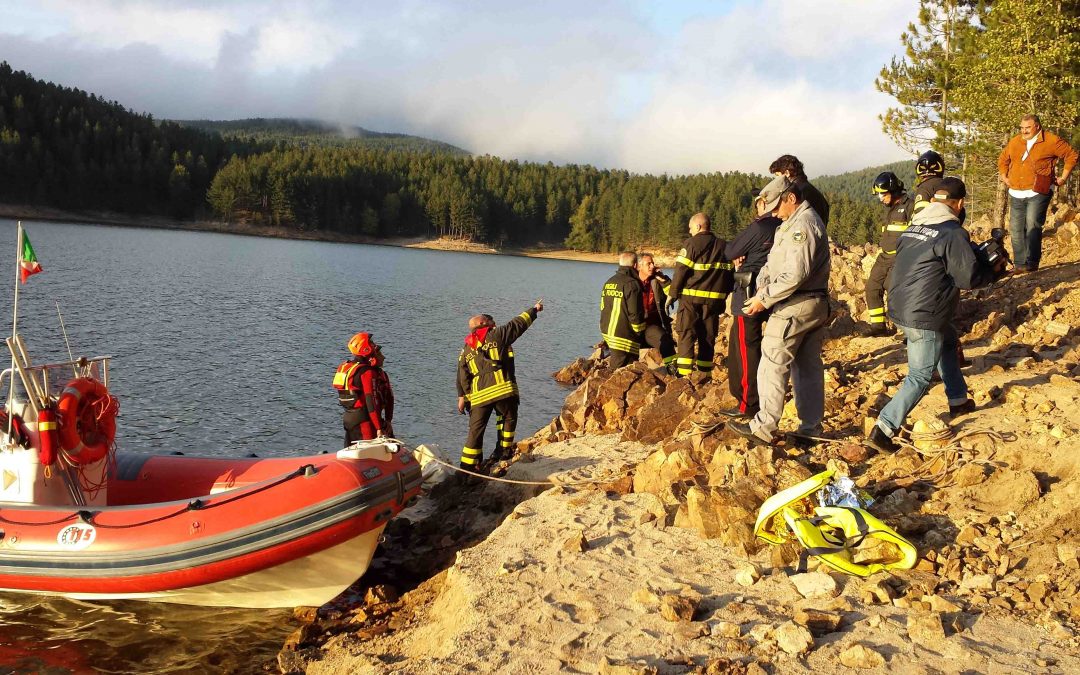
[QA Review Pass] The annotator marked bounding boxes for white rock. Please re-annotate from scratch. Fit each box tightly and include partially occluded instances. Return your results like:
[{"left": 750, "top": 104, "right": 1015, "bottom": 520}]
[
  {"left": 774, "top": 621, "right": 814, "bottom": 656},
  {"left": 790, "top": 572, "right": 839, "bottom": 599}
]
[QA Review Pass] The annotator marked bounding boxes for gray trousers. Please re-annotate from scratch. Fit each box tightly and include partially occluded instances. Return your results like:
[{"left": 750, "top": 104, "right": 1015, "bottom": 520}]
[{"left": 749, "top": 295, "right": 829, "bottom": 440}]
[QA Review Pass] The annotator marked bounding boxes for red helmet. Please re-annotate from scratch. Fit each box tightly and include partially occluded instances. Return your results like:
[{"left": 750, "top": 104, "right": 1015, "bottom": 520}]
[{"left": 348, "top": 332, "right": 377, "bottom": 357}]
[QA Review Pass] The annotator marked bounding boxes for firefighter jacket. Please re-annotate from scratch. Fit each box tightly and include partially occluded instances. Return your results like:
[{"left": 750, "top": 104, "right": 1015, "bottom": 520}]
[
  {"left": 333, "top": 360, "right": 394, "bottom": 431},
  {"left": 457, "top": 307, "right": 538, "bottom": 407},
  {"left": 599, "top": 266, "right": 647, "bottom": 355},
  {"left": 669, "top": 232, "right": 734, "bottom": 310},
  {"left": 877, "top": 193, "right": 912, "bottom": 255}
]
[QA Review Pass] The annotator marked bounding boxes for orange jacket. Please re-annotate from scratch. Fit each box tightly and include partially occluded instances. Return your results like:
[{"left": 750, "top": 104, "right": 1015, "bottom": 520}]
[{"left": 998, "top": 130, "right": 1078, "bottom": 194}]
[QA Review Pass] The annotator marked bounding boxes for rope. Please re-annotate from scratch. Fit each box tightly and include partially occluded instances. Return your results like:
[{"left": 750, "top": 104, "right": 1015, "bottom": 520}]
[
  {"left": 890, "top": 426, "right": 1008, "bottom": 487},
  {"left": 400, "top": 439, "right": 632, "bottom": 488}
]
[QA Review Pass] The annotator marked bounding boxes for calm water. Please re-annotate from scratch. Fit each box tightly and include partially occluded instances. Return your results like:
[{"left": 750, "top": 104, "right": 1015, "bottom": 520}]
[{"left": 0, "top": 218, "right": 611, "bottom": 673}]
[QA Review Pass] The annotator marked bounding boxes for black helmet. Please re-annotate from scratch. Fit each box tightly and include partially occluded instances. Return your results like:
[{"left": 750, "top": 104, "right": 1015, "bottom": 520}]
[
  {"left": 871, "top": 171, "right": 904, "bottom": 195},
  {"left": 916, "top": 150, "right": 945, "bottom": 178}
]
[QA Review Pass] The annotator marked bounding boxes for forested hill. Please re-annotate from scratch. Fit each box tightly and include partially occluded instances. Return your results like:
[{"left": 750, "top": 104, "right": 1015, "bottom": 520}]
[
  {"left": 178, "top": 118, "right": 470, "bottom": 156},
  {"left": 814, "top": 160, "right": 916, "bottom": 204},
  {"left": 0, "top": 61, "right": 883, "bottom": 250}
]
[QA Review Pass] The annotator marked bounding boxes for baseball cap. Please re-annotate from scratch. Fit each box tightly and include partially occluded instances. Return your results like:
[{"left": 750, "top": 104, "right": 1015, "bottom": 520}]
[
  {"left": 757, "top": 175, "right": 793, "bottom": 212},
  {"left": 932, "top": 176, "right": 966, "bottom": 201}
]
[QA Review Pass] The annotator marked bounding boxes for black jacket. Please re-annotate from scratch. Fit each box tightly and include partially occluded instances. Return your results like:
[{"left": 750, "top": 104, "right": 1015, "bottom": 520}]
[
  {"left": 457, "top": 307, "right": 538, "bottom": 406},
  {"left": 886, "top": 202, "right": 995, "bottom": 330},
  {"left": 600, "top": 266, "right": 646, "bottom": 354},
  {"left": 798, "top": 179, "right": 831, "bottom": 226},
  {"left": 725, "top": 214, "right": 780, "bottom": 317},
  {"left": 669, "top": 232, "right": 734, "bottom": 311},
  {"left": 878, "top": 193, "right": 912, "bottom": 255}
]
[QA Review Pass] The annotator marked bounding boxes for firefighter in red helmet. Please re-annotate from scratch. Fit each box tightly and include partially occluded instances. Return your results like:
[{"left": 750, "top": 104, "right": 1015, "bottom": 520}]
[{"left": 333, "top": 332, "right": 394, "bottom": 446}]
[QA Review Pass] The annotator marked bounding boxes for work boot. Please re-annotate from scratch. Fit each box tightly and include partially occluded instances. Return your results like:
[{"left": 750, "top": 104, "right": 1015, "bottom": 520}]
[
  {"left": 948, "top": 399, "right": 976, "bottom": 419},
  {"left": 727, "top": 421, "right": 772, "bottom": 447},
  {"left": 861, "top": 323, "right": 889, "bottom": 337},
  {"left": 866, "top": 425, "right": 898, "bottom": 454},
  {"left": 719, "top": 406, "right": 757, "bottom": 419}
]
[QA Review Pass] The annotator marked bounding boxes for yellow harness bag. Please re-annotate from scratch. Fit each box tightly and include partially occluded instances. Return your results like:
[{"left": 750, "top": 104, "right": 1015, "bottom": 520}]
[{"left": 753, "top": 470, "right": 918, "bottom": 578}]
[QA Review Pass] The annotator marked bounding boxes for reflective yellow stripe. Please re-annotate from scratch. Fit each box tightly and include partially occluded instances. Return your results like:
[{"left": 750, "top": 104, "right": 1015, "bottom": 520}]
[
  {"left": 678, "top": 259, "right": 733, "bottom": 272},
  {"left": 662, "top": 354, "right": 676, "bottom": 365},
  {"left": 467, "top": 381, "right": 518, "bottom": 406},
  {"left": 677, "top": 367, "right": 693, "bottom": 375},
  {"left": 885, "top": 224, "right": 908, "bottom": 232},
  {"left": 675, "top": 255, "right": 694, "bottom": 267},
  {"left": 660, "top": 283, "right": 671, "bottom": 294},
  {"left": 607, "top": 299, "right": 622, "bottom": 339},
  {"left": 630, "top": 321, "right": 646, "bottom": 333},
  {"left": 696, "top": 360, "right": 713, "bottom": 370},
  {"left": 38, "top": 421, "right": 58, "bottom": 431},
  {"left": 869, "top": 316, "right": 887, "bottom": 324},
  {"left": 868, "top": 307, "right": 885, "bottom": 316},
  {"left": 518, "top": 311, "right": 534, "bottom": 326},
  {"left": 602, "top": 334, "right": 639, "bottom": 353},
  {"left": 682, "top": 288, "right": 727, "bottom": 300}
]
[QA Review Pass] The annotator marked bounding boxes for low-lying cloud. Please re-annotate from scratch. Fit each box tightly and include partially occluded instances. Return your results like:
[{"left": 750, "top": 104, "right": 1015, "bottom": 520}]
[{"left": 0, "top": 0, "right": 915, "bottom": 175}]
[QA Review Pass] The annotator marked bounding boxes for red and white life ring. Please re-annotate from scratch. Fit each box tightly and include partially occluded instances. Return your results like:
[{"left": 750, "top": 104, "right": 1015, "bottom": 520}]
[{"left": 56, "top": 378, "right": 118, "bottom": 465}]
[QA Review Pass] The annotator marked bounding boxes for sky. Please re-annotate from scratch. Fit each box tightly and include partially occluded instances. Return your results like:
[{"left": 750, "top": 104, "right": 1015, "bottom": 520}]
[{"left": 0, "top": 0, "right": 918, "bottom": 176}]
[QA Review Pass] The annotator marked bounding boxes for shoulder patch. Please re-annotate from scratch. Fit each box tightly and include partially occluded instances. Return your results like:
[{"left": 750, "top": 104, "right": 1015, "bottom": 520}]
[
  {"left": 792, "top": 230, "right": 806, "bottom": 243},
  {"left": 677, "top": 248, "right": 687, "bottom": 257}
]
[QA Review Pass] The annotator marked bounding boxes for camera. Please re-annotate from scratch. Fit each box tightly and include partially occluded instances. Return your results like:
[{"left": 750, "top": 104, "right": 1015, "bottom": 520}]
[{"left": 974, "top": 227, "right": 1010, "bottom": 276}]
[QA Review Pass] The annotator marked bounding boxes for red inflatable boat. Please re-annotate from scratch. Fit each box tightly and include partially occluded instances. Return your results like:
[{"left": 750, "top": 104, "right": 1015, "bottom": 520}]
[{"left": 0, "top": 343, "right": 422, "bottom": 608}]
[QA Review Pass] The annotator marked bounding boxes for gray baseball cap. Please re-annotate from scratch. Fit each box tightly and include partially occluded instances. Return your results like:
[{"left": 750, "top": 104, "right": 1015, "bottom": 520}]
[{"left": 757, "top": 175, "right": 793, "bottom": 212}]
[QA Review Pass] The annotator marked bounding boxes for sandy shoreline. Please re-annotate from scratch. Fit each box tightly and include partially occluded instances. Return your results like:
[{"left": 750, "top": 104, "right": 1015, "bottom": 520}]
[{"left": 0, "top": 203, "right": 638, "bottom": 265}]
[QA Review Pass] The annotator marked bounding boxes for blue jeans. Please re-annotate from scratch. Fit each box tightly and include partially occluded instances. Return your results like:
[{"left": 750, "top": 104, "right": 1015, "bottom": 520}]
[
  {"left": 876, "top": 324, "right": 968, "bottom": 436},
  {"left": 1009, "top": 192, "right": 1052, "bottom": 269}
]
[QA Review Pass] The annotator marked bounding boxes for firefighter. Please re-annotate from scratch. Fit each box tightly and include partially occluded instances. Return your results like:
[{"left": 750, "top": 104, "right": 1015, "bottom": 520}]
[
  {"left": 863, "top": 171, "right": 912, "bottom": 336},
  {"left": 332, "top": 332, "right": 394, "bottom": 446},
  {"left": 912, "top": 150, "right": 946, "bottom": 215},
  {"left": 666, "top": 212, "right": 734, "bottom": 376},
  {"left": 456, "top": 300, "right": 544, "bottom": 474},
  {"left": 600, "top": 251, "right": 647, "bottom": 369}
]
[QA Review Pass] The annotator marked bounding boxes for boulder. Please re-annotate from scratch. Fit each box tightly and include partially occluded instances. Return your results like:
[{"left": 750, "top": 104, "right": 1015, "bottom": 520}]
[
  {"left": 685, "top": 480, "right": 769, "bottom": 553},
  {"left": 552, "top": 356, "right": 596, "bottom": 385},
  {"left": 790, "top": 572, "right": 840, "bottom": 599},
  {"left": 623, "top": 378, "right": 700, "bottom": 443}
]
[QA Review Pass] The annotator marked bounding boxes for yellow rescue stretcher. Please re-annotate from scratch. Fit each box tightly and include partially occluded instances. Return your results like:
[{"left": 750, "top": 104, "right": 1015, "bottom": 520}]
[{"left": 753, "top": 469, "right": 918, "bottom": 577}]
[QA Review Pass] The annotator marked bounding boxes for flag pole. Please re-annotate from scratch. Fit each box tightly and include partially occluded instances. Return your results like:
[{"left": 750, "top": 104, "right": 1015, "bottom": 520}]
[{"left": 7, "top": 222, "right": 21, "bottom": 439}]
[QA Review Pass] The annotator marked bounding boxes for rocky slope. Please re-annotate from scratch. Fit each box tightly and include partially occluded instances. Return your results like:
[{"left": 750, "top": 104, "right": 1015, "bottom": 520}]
[{"left": 281, "top": 204, "right": 1080, "bottom": 674}]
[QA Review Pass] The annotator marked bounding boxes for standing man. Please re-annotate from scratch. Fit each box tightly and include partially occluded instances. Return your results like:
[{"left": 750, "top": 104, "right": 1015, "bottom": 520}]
[
  {"left": 998, "top": 114, "right": 1077, "bottom": 272},
  {"left": 719, "top": 189, "right": 781, "bottom": 419},
  {"left": 333, "top": 332, "right": 394, "bottom": 446},
  {"left": 667, "top": 213, "right": 734, "bottom": 377},
  {"left": 867, "top": 178, "right": 1006, "bottom": 453},
  {"left": 600, "top": 251, "right": 647, "bottom": 370},
  {"left": 863, "top": 172, "right": 912, "bottom": 336},
  {"left": 457, "top": 300, "right": 543, "bottom": 473},
  {"left": 728, "top": 177, "right": 831, "bottom": 447},
  {"left": 769, "top": 155, "right": 830, "bottom": 225},
  {"left": 637, "top": 252, "right": 677, "bottom": 371}
]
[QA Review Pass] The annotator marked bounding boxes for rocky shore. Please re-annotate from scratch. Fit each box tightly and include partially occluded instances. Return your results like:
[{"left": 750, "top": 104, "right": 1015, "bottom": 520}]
[{"left": 277, "top": 204, "right": 1080, "bottom": 674}]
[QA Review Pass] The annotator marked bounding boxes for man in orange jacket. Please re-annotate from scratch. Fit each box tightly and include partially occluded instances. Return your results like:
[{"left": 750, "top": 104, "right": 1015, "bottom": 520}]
[{"left": 998, "top": 114, "right": 1077, "bottom": 272}]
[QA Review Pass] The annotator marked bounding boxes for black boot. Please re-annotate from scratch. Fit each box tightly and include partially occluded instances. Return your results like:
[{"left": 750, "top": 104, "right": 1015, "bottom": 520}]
[{"left": 866, "top": 425, "right": 898, "bottom": 453}]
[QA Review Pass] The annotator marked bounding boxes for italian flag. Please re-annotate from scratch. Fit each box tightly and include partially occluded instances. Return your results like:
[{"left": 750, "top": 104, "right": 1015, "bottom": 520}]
[{"left": 19, "top": 228, "right": 42, "bottom": 284}]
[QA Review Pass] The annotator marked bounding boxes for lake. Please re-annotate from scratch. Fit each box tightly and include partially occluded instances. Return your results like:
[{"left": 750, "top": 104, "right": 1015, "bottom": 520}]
[{"left": 0, "top": 217, "right": 617, "bottom": 672}]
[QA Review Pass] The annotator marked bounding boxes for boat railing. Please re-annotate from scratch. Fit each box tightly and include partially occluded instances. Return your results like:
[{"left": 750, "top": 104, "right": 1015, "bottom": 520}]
[{"left": 0, "top": 356, "right": 113, "bottom": 404}]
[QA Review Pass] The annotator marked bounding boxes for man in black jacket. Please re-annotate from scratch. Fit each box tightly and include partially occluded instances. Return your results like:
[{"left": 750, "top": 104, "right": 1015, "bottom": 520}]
[
  {"left": 769, "top": 154, "right": 830, "bottom": 226},
  {"left": 867, "top": 178, "right": 1006, "bottom": 453},
  {"left": 667, "top": 213, "right": 734, "bottom": 376},
  {"left": 863, "top": 171, "right": 912, "bottom": 336},
  {"left": 719, "top": 188, "right": 781, "bottom": 419},
  {"left": 600, "top": 252, "right": 647, "bottom": 369}
]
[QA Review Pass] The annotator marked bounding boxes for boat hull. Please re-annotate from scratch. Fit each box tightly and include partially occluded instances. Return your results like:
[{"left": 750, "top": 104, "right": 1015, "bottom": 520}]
[{"left": 0, "top": 444, "right": 421, "bottom": 607}]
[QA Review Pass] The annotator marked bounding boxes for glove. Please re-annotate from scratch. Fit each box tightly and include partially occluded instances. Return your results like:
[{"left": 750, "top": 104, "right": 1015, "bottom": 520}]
[{"left": 664, "top": 297, "right": 677, "bottom": 317}]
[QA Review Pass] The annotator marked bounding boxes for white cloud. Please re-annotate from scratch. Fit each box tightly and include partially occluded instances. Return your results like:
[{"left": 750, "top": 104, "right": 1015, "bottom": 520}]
[{"left": 0, "top": 0, "right": 917, "bottom": 174}]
